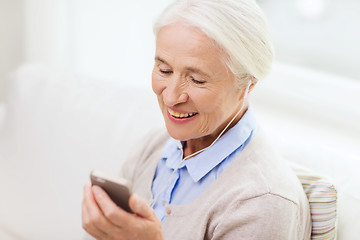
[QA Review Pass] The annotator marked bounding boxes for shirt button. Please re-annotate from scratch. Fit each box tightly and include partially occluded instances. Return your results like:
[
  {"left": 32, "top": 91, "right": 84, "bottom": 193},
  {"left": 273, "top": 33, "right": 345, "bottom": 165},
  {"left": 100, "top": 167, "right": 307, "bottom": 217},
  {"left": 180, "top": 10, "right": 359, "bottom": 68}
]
[
  {"left": 162, "top": 201, "right": 166, "bottom": 206},
  {"left": 165, "top": 207, "right": 171, "bottom": 215}
]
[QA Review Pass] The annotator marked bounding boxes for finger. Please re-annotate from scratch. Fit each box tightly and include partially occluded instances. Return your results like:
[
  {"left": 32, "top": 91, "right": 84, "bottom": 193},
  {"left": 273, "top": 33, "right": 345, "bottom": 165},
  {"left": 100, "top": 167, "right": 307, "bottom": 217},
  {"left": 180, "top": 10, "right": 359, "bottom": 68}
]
[
  {"left": 82, "top": 184, "right": 113, "bottom": 238},
  {"left": 92, "top": 185, "right": 133, "bottom": 228},
  {"left": 129, "top": 193, "right": 157, "bottom": 220},
  {"left": 82, "top": 184, "right": 110, "bottom": 238},
  {"left": 81, "top": 204, "right": 107, "bottom": 239}
]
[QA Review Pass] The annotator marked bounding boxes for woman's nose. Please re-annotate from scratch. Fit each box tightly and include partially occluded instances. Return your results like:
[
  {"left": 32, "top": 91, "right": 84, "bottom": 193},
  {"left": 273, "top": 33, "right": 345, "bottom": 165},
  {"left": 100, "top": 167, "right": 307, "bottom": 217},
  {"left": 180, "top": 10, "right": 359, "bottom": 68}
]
[{"left": 163, "top": 76, "right": 189, "bottom": 107}]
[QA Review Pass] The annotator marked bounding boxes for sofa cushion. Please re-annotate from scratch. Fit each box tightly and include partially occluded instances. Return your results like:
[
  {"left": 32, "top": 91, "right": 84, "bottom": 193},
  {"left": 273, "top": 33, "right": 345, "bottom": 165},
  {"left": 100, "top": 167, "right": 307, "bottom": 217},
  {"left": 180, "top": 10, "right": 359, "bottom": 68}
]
[{"left": 291, "top": 163, "right": 337, "bottom": 240}]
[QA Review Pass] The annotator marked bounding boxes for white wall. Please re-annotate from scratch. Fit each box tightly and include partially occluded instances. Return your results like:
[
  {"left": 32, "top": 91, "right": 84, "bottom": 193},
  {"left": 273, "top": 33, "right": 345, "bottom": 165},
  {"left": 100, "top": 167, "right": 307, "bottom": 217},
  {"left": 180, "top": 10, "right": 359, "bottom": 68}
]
[
  {"left": 71, "top": 0, "right": 172, "bottom": 88},
  {"left": 23, "top": 0, "right": 73, "bottom": 70},
  {"left": 19, "top": 0, "right": 172, "bottom": 89},
  {"left": 0, "top": 0, "right": 173, "bottom": 101},
  {"left": 259, "top": 0, "right": 360, "bottom": 80},
  {"left": 0, "top": 0, "right": 24, "bottom": 102}
]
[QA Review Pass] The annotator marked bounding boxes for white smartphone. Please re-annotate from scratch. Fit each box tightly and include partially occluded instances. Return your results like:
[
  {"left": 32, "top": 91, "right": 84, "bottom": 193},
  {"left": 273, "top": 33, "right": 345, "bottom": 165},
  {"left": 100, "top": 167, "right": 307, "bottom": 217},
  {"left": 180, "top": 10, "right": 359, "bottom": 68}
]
[{"left": 90, "top": 170, "right": 133, "bottom": 213}]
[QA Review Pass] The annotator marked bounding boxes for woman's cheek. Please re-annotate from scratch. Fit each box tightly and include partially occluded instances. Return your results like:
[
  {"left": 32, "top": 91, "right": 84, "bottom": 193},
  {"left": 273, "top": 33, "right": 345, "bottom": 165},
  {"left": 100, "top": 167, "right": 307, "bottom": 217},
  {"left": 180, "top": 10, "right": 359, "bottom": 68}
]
[
  {"left": 152, "top": 72, "right": 166, "bottom": 96},
  {"left": 190, "top": 89, "right": 217, "bottom": 113}
]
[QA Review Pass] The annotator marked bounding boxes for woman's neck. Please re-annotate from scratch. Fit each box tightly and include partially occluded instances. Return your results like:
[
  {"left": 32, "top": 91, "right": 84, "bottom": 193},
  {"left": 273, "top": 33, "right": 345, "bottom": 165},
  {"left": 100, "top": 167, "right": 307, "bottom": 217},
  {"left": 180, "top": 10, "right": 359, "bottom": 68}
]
[{"left": 182, "top": 106, "right": 247, "bottom": 159}]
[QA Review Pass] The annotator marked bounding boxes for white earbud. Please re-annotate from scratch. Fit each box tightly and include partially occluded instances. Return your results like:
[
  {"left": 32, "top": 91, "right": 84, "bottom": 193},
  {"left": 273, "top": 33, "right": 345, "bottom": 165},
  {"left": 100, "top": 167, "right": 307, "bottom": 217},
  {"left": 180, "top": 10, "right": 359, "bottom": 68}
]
[{"left": 243, "top": 80, "right": 252, "bottom": 101}]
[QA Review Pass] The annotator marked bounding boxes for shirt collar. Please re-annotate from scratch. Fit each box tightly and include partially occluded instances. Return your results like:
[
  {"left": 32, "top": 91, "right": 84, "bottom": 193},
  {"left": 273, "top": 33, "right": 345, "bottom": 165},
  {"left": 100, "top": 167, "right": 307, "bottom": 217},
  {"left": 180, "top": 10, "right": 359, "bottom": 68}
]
[{"left": 160, "top": 106, "right": 257, "bottom": 182}]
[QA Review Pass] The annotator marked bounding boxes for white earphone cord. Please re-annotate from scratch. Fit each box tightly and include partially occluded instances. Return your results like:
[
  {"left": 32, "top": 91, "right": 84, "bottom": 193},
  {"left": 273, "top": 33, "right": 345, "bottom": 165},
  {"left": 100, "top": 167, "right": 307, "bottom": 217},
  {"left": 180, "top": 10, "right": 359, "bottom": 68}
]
[{"left": 149, "top": 81, "right": 252, "bottom": 207}]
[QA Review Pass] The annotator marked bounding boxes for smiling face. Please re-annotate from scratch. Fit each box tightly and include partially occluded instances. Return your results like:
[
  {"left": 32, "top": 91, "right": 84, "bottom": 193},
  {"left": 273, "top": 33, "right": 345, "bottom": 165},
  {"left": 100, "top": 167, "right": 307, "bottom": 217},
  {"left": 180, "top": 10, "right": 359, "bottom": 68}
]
[{"left": 152, "top": 23, "right": 248, "bottom": 151}]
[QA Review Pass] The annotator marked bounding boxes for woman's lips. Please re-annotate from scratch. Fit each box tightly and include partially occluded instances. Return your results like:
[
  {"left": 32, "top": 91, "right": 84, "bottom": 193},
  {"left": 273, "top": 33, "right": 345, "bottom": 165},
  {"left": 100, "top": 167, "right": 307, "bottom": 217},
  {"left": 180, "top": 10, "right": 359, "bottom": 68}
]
[{"left": 167, "top": 108, "right": 198, "bottom": 124}]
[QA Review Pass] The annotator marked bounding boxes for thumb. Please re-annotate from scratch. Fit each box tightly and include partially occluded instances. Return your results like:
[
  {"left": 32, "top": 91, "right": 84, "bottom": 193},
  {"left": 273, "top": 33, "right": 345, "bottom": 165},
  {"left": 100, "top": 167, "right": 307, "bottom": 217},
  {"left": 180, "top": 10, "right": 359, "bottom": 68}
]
[{"left": 129, "top": 194, "right": 155, "bottom": 219}]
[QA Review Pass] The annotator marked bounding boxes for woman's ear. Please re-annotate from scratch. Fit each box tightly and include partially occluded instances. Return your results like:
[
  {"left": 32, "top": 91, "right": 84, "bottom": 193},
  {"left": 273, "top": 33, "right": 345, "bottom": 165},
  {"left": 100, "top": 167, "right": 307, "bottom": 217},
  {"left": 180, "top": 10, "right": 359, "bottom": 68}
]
[
  {"left": 237, "top": 80, "right": 253, "bottom": 102},
  {"left": 235, "top": 75, "right": 257, "bottom": 101},
  {"left": 248, "top": 77, "right": 258, "bottom": 93}
]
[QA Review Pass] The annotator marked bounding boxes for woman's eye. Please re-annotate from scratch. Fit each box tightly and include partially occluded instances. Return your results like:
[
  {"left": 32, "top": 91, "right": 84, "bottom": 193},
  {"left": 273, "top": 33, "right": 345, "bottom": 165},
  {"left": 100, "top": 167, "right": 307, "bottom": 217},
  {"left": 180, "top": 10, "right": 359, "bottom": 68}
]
[
  {"left": 160, "top": 69, "right": 172, "bottom": 74},
  {"left": 191, "top": 78, "right": 205, "bottom": 85}
]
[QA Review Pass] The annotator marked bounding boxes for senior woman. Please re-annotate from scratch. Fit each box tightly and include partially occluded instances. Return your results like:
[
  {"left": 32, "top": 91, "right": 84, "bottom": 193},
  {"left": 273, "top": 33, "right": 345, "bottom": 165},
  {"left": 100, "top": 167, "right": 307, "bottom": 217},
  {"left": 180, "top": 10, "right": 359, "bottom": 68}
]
[{"left": 82, "top": 0, "right": 312, "bottom": 239}]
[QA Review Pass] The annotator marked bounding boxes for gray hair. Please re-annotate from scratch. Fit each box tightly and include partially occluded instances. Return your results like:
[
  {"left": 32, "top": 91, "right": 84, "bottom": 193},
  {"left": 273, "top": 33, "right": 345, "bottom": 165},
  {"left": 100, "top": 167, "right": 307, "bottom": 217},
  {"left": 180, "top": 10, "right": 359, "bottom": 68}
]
[{"left": 153, "top": 0, "right": 274, "bottom": 87}]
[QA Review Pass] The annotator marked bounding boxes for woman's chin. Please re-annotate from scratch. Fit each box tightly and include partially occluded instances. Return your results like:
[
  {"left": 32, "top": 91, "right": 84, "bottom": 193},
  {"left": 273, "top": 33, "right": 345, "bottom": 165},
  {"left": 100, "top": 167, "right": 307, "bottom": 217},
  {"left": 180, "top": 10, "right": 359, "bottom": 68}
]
[
  {"left": 166, "top": 129, "right": 188, "bottom": 141},
  {"left": 165, "top": 124, "right": 192, "bottom": 141}
]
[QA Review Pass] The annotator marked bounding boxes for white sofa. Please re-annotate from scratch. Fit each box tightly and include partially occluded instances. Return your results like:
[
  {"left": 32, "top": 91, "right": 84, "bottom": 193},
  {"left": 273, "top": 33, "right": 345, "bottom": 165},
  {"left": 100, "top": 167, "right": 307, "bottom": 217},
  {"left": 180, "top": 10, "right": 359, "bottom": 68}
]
[{"left": 0, "top": 63, "right": 359, "bottom": 239}]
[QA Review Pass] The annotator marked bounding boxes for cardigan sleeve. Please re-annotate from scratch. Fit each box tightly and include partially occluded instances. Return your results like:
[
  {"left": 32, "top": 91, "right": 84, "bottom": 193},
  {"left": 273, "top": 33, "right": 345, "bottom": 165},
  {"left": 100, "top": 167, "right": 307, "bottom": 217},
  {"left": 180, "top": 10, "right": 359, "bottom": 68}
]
[
  {"left": 119, "top": 129, "right": 159, "bottom": 181},
  {"left": 120, "top": 128, "right": 168, "bottom": 182},
  {"left": 211, "top": 193, "right": 308, "bottom": 240}
]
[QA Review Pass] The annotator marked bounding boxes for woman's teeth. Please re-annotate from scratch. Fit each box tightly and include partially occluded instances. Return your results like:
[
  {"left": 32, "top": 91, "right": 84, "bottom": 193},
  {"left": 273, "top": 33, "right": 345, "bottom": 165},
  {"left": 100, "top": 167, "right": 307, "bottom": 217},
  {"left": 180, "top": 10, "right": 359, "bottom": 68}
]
[{"left": 168, "top": 108, "right": 197, "bottom": 118}]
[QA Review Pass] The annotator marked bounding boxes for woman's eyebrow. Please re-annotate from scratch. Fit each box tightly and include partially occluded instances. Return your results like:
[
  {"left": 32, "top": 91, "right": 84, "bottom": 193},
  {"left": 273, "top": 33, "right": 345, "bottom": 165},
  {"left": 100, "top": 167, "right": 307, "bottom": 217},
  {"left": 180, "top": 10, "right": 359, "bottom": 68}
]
[
  {"left": 155, "top": 56, "right": 168, "bottom": 64},
  {"left": 185, "top": 67, "right": 211, "bottom": 79}
]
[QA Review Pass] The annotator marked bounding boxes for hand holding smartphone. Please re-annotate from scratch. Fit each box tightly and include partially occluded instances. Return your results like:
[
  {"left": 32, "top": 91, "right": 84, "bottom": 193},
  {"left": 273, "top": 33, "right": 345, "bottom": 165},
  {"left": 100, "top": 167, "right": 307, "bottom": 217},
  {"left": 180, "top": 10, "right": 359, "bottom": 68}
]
[{"left": 90, "top": 170, "right": 133, "bottom": 213}]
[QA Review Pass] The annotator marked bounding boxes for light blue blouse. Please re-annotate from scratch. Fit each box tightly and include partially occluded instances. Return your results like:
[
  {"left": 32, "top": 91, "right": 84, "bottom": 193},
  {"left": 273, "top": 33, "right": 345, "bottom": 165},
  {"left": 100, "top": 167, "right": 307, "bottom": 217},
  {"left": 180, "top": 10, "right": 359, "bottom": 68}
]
[{"left": 151, "top": 106, "right": 257, "bottom": 222}]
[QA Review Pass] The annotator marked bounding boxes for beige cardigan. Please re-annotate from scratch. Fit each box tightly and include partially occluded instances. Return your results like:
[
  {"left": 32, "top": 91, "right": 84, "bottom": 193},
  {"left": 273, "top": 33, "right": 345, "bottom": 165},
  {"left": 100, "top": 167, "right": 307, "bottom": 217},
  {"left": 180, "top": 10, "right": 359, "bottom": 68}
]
[{"left": 120, "top": 129, "right": 312, "bottom": 240}]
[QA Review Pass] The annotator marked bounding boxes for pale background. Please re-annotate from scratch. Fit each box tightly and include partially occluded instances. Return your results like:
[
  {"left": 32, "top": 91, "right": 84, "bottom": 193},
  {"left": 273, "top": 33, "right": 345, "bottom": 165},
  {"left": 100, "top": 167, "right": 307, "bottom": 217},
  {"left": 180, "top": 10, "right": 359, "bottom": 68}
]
[{"left": 1, "top": 0, "right": 360, "bottom": 102}]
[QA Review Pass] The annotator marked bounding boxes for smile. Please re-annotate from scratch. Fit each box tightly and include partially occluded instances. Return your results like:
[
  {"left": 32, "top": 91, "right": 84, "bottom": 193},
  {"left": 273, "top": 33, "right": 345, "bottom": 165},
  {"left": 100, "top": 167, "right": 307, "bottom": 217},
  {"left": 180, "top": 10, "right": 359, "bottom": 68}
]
[{"left": 167, "top": 108, "right": 198, "bottom": 119}]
